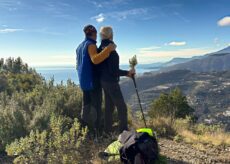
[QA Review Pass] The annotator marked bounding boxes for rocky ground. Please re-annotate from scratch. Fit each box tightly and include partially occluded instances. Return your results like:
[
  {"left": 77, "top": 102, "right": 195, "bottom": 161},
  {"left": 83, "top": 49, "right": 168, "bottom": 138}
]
[{"left": 159, "top": 139, "right": 230, "bottom": 164}]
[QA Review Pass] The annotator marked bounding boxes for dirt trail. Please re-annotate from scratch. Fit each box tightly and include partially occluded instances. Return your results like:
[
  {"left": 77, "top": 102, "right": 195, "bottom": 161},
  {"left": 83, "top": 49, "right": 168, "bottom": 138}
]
[{"left": 159, "top": 139, "right": 230, "bottom": 164}]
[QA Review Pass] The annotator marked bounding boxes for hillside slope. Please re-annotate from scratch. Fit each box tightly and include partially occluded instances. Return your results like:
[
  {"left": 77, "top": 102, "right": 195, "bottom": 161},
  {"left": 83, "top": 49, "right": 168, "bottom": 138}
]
[
  {"left": 120, "top": 70, "right": 230, "bottom": 128},
  {"left": 162, "top": 53, "right": 230, "bottom": 72},
  {"left": 161, "top": 46, "right": 230, "bottom": 72}
]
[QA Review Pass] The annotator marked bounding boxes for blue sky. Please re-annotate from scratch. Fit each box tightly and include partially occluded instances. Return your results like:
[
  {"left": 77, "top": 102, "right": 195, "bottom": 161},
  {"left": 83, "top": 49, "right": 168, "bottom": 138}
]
[{"left": 0, "top": 0, "right": 230, "bottom": 67}]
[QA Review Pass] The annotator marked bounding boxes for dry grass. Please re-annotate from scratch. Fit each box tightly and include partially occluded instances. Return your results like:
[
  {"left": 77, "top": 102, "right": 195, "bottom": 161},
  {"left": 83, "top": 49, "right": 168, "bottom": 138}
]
[
  {"left": 148, "top": 116, "right": 230, "bottom": 147},
  {"left": 179, "top": 130, "right": 230, "bottom": 146},
  {"left": 148, "top": 117, "right": 176, "bottom": 137}
]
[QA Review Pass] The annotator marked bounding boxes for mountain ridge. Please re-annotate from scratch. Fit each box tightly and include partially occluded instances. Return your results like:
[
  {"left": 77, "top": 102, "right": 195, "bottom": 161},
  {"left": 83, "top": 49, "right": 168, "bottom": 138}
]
[{"left": 159, "top": 46, "right": 230, "bottom": 73}]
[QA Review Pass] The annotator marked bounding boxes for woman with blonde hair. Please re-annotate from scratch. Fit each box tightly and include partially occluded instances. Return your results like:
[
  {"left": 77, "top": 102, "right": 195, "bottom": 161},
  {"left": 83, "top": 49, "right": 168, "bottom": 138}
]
[{"left": 98, "top": 26, "right": 135, "bottom": 133}]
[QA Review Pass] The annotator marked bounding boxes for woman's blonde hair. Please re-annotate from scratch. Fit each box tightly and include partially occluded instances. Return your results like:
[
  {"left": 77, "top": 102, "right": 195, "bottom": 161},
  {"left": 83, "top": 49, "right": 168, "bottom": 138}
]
[{"left": 100, "top": 26, "right": 113, "bottom": 39}]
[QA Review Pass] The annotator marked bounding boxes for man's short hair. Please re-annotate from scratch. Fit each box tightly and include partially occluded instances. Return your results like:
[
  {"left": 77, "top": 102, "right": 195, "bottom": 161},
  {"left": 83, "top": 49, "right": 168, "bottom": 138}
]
[
  {"left": 83, "top": 25, "right": 97, "bottom": 37},
  {"left": 100, "top": 26, "right": 113, "bottom": 39}
]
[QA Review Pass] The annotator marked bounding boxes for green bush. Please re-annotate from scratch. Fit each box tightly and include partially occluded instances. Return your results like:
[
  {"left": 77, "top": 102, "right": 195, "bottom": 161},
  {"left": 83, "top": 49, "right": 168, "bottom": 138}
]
[
  {"left": 148, "top": 88, "right": 194, "bottom": 122},
  {"left": 0, "top": 105, "right": 27, "bottom": 152},
  {"left": 0, "top": 58, "right": 83, "bottom": 153},
  {"left": 0, "top": 81, "right": 83, "bottom": 151},
  {"left": 6, "top": 114, "right": 87, "bottom": 164}
]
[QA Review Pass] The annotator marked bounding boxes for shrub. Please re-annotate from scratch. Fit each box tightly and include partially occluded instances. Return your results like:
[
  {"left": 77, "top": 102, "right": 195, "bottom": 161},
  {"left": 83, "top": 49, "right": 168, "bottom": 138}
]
[
  {"left": 6, "top": 115, "right": 87, "bottom": 164},
  {"left": 0, "top": 105, "right": 27, "bottom": 152},
  {"left": 148, "top": 88, "right": 194, "bottom": 123}
]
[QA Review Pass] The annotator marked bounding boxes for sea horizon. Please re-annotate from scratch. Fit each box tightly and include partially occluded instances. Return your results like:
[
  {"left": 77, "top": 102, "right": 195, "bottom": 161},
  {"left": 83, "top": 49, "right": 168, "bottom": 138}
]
[{"left": 36, "top": 65, "right": 158, "bottom": 84}]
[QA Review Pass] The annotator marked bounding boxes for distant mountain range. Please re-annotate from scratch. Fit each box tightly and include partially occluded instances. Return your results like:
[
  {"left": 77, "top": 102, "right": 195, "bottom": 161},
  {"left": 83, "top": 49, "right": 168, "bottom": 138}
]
[
  {"left": 120, "top": 46, "right": 230, "bottom": 129},
  {"left": 210, "top": 46, "right": 230, "bottom": 54},
  {"left": 160, "top": 46, "right": 230, "bottom": 72},
  {"left": 138, "top": 46, "right": 230, "bottom": 72}
]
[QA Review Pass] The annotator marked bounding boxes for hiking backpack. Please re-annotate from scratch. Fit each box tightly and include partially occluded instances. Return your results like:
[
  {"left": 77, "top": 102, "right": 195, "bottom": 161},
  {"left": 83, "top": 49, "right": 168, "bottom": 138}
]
[{"left": 119, "top": 130, "right": 159, "bottom": 164}]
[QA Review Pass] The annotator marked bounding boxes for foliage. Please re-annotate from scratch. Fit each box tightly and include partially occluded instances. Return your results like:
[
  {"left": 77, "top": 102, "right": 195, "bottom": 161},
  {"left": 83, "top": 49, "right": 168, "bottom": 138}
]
[
  {"left": 0, "top": 58, "right": 83, "bottom": 153},
  {"left": 0, "top": 80, "right": 82, "bottom": 149},
  {"left": 148, "top": 88, "right": 194, "bottom": 122},
  {"left": 6, "top": 114, "right": 88, "bottom": 164},
  {"left": 0, "top": 104, "right": 27, "bottom": 152},
  {"left": 6, "top": 72, "right": 42, "bottom": 94},
  {"left": 0, "top": 57, "right": 31, "bottom": 74},
  {"left": 0, "top": 57, "right": 42, "bottom": 94}
]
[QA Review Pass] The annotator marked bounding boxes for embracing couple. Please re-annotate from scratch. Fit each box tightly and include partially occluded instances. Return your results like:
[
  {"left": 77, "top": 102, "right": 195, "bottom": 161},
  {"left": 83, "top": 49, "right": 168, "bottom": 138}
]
[{"left": 76, "top": 25, "right": 135, "bottom": 137}]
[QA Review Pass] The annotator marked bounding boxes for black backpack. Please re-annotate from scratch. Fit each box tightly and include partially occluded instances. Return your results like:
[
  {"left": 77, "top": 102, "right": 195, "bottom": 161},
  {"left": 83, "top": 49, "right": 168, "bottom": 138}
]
[{"left": 119, "top": 131, "right": 159, "bottom": 164}]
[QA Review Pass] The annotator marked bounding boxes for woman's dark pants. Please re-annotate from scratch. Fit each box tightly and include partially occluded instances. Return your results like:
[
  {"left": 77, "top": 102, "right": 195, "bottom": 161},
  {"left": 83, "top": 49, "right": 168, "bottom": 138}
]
[{"left": 101, "top": 81, "right": 128, "bottom": 133}]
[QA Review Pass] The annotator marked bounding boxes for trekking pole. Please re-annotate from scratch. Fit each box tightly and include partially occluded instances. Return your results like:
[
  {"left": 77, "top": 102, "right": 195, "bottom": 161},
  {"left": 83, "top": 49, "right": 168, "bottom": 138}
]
[
  {"left": 131, "top": 75, "right": 147, "bottom": 128},
  {"left": 129, "top": 55, "right": 147, "bottom": 128}
]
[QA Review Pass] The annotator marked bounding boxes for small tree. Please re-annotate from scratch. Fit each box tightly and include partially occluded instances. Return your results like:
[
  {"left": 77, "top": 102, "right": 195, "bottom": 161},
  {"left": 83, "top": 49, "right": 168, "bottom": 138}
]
[
  {"left": 12, "top": 57, "right": 23, "bottom": 73},
  {"left": 5, "top": 57, "right": 13, "bottom": 72},
  {"left": 148, "top": 88, "right": 194, "bottom": 123}
]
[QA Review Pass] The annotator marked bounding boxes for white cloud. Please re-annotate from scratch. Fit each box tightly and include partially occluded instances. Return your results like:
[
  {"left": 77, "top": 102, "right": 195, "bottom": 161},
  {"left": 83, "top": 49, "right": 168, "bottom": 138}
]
[
  {"left": 167, "top": 41, "right": 186, "bottom": 46},
  {"left": 138, "top": 46, "right": 161, "bottom": 52},
  {"left": 91, "top": 8, "right": 150, "bottom": 22},
  {"left": 0, "top": 0, "right": 25, "bottom": 11},
  {"left": 0, "top": 28, "right": 24, "bottom": 33},
  {"left": 109, "top": 8, "right": 148, "bottom": 21},
  {"left": 91, "top": 13, "right": 105, "bottom": 23},
  {"left": 89, "top": 0, "right": 130, "bottom": 8},
  {"left": 218, "top": 16, "right": 230, "bottom": 27}
]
